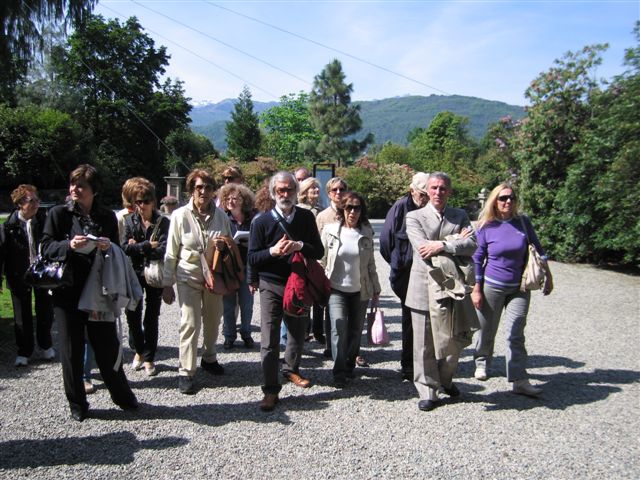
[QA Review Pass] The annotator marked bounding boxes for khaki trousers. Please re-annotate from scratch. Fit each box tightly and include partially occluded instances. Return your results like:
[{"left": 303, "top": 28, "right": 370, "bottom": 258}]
[{"left": 177, "top": 282, "right": 222, "bottom": 377}]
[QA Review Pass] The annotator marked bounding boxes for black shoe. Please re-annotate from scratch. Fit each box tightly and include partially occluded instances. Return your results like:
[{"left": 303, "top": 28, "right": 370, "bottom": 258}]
[
  {"left": 118, "top": 399, "right": 139, "bottom": 411},
  {"left": 418, "top": 399, "right": 443, "bottom": 412},
  {"left": 442, "top": 383, "right": 460, "bottom": 397},
  {"left": 201, "top": 359, "right": 225, "bottom": 375},
  {"left": 70, "top": 409, "right": 87, "bottom": 422},
  {"left": 314, "top": 333, "right": 326, "bottom": 344},
  {"left": 401, "top": 370, "right": 414, "bottom": 382},
  {"left": 223, "top": 339, "right": 235, "bottom": 350},
  {"left": 323, "top": 348, "right": 332, "bottom": 358},
  {"left": 242, "top": 336, "right": 255, "bottom": 348},
  {"left": 179, "top": 376, "right": 195, "bottom": 395},
  {"left": 333, "top": 377, "right": 347, "bottom": 388}
]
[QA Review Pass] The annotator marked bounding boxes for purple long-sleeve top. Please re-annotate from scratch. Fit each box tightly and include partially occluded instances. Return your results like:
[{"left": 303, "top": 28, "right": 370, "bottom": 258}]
[{"left": 473, "top": 216, "right": 546, "bottom": 288}]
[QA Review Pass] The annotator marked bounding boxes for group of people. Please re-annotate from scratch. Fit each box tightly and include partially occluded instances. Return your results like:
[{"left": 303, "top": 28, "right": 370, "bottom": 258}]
[{"left": 0, "top": 163, "right": 552, "bottom": 419}]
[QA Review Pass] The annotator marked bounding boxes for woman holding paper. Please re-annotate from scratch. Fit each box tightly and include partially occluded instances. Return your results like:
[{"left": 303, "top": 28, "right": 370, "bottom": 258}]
[
  {"left": 218, "top": 183, "right": 257, "bottom": 349},
  {"left": 161, "top": 169, "right": 231, "bottom": 395},
  {"left": 41, "top": 164, "right": 137, "bottom": 421}
]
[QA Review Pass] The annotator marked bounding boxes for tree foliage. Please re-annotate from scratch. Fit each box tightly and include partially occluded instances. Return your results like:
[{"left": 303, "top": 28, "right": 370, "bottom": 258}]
[
  {"left": 165, "top": 128, "right": 216, "bottom": 173},
  {"left": 260, "top": 91, "right": 320, "bottom": 165},
  {"left": 225, "top": 86, "right": 261, "bottom": 162},
  {"left": 309, "top": 59, "right": 372, "bottom": 165},
  {"left": 0, "top": 0, "right": 96, "bottom": 103}
]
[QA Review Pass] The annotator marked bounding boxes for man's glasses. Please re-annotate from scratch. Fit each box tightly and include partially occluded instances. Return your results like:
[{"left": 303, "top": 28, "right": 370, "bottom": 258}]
[
  {"left": 345, "top": 205, "right": 362, "bottom": 212},
  {"left": 135, "top": 199, "right": 152, "bottom": 206},
  {"left": 195, "top": 184, "right": 214, "bottom": 192},
  {"left": 276, "top": 187, "right": 294, "bottom": 195},
  {"left": 497, "top": 195, "right": 516, "bottom": 202},
  {"left": 331, "top": 187, "right": 345, "bottom": 193}
]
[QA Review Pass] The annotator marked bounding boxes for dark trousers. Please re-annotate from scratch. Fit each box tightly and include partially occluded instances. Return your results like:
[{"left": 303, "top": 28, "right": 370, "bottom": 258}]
[
  {"left": 12, "top": 287, "right": 54, "bottom": 357},
  {"left": 55, "top": 306, "right": 137, "bottom": 416},
  {"left": 392, "top": 271, "right": 413, "bottom": 374},
  {"left": 259, "top": 279, "right": 308, "bottom": 394},
  {"left": 126, "top": 277, "right": 162, "bottom": 362}
]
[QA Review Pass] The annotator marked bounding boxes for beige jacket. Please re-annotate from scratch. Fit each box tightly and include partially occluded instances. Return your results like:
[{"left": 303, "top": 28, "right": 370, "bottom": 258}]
[
  {"left": 162, "top": 199, "right": 231, "bottom": 289},
  {"left": 321, "top": 222, "right": 381, "bottom": 301}
]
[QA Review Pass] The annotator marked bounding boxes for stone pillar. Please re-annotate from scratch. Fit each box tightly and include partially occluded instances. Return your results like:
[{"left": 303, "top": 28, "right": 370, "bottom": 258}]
[{"left": 164, "top": 171, "right": 185, "bottom": 205}]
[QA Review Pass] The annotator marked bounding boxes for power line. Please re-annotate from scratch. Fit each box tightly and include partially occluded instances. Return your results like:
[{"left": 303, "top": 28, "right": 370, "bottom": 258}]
[
  {"left": 101, "top": 3, "right": 280, "bottom": 99},
  {"left": 130, "top": 0, "right": 312, "bottom": 87},
  {"left": 204, "top": 0, "right": 451, "bottom": 96}
]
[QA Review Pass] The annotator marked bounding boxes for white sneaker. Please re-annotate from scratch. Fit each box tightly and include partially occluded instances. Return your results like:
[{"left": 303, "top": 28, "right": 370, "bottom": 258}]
[
  {"left": 14, "top": 356, "right": 28, "bottom": 367},
  {"left": 41, "top": 347, "right": 56, "bottom": 360},
  {"left": 513, "top": 379, "right": 542, "bottom": 397},
  {"left": 131, "top": 354, "right": 143, "bottom": 371},
  {"left": 474, "top": 367, "right": 488, "bottom": 381}
]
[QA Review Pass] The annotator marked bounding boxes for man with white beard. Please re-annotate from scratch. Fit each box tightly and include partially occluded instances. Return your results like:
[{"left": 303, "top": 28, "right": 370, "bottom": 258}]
[{"left": 248, "top": 171, "right": 324, "bottom": 412}]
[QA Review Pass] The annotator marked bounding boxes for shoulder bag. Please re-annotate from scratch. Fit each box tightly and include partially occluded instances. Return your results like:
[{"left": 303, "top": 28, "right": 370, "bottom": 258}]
[
  {"left": 24, "top": 246, "right": 73, "bottom": 289},
  {"left": 519, "top": 216, "right": 545, "bottom": 292},
  {"left": 143, "top": 219, "right": 165, "bottom": 288}
]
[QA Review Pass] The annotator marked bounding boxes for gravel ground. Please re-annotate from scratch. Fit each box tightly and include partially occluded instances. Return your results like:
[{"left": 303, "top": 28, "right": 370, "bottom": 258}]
[{"left": 1, "top": 220, "right": 638, "bottom": 479}]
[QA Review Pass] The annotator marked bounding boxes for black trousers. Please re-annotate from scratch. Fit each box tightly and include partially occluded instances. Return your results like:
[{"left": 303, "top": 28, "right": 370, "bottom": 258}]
[
  {"left": 55, "top": 306, "right": 137, "bottom": 416},
  {"left": 126, "top": 276, "right": 163, "bottom": 362},
  {"left": 12, "top": 287, "right": 54, "bottom": 357},
  {"left": 392, "top": 271, "right": 413, "bottom": 374}
]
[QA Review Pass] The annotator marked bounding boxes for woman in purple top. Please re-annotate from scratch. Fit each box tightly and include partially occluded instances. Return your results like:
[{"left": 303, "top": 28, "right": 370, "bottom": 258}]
[{"left": 471, "top": 183, "right": 553, "bottom": 397}]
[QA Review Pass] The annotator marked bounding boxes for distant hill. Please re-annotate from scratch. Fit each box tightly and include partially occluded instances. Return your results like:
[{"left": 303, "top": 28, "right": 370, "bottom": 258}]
[{"left": 190, "top": 94, "right": 525, "bottom": 152}]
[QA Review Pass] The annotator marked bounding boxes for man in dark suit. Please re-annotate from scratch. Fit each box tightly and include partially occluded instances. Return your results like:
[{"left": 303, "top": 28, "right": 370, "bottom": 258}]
[
  {"left": 405, "top": 172, "right": 477, "bottom": 412},
  {"left": 248, "top": 171, "right": 324, "bottom": 412}
]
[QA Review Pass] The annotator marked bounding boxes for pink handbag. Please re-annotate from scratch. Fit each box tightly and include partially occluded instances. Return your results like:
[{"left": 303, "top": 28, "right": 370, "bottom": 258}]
[{"left": 368, "top": 307, "right": 390, "bottom": 346}]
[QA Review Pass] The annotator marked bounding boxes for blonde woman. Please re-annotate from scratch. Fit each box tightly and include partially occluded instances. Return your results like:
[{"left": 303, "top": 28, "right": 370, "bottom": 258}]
[
  {"left": 471, "top": 183, "right": 553, "bottom": 397},
  {"left": 297, "top": 177, "right": 323, "bottom": 217}
]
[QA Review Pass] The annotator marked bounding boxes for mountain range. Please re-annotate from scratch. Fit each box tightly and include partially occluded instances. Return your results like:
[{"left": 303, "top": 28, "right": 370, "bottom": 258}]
[{"left": 190, "top": 94, "right": 525, "bottom": 152}]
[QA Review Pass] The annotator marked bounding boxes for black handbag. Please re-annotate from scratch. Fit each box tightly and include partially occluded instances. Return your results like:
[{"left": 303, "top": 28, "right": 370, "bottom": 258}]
[{"left": 24, "top": 256, "right": 73, "bottom": 289}]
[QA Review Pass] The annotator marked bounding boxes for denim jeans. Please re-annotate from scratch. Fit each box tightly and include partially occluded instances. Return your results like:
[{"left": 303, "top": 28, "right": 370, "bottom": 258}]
[
  {"left": 473, "top": 283, "right": 531, "bottom": 381},
  {"left": 327, "top": 289, "right": 368, "bottom": 381},
  {"left": 222, "top": 275, "right": 254, "bottom": 341}
]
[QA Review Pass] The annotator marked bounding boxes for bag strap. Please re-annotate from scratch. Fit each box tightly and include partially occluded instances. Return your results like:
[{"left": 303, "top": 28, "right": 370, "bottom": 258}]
[
  {"left": 518, "top": 216, "right": 532, "bottom": 245},
  {"left": 149, "top": 215, "right": 163, "bottom": 242},
  {"left": 270, "top": 208, "right": 297, "bottom": 242}
]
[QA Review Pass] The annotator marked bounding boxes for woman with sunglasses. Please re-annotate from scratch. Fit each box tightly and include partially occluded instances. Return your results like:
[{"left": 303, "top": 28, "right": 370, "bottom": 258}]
[
  {"left": 321, "top": 192, "right": 381, "bottom": 387},
  {"left": 471, "top": 183, "right": 553, "bottom": 397},
  {"left": 0, "top": 184, "right": 55, "bottom": 367},
  {"left": 161, "top": 169, "right": 231, "bottom": 395},
  {"left": 121, "top": 178, "right": 169, "bottom": 376}
]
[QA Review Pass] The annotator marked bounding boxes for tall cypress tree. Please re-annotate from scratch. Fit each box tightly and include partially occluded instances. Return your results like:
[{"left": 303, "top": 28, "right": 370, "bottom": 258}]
[
  {"left": 225, "top": 85, "right": 261, "bottom": 162},
  {"left": 308, "top": 59, "right": 372, "bottom": 166}
]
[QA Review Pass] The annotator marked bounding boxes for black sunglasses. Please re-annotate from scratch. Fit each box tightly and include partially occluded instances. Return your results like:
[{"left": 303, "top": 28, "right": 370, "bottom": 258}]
[
  {"left": 345, "top": 205, "right": 362, "bottom": 212},
  {"left": 195, "top": 184, "right": 214, "bottom": 192},
  {"left": 135, "top": 199, "right": 152, "bottom": 205},
  {"left": 497, "top": 195, "right": 516, "bottom": 202}
]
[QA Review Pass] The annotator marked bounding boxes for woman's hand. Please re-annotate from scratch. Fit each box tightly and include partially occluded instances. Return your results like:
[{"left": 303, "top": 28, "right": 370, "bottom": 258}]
[
  {"left": 69, "top": 235, "right": 88, "bottom": 250},
  {"left": 543, "top": 272, "right": 554, "bottom": 296},
  {"left": 150, "top": 241, "right": 159, "bottom": 249},
  {"left": 162, "top": 286, "right": 175, "bottom": 304},
  {"left": 96, "top": 237, "right": 110, "bottom": 251},
  {"left": 214, "top": 238, "right": 226, "bottom": 251},
  {"left": 471, "top": 284, "right": 483, "bottom": 309}
]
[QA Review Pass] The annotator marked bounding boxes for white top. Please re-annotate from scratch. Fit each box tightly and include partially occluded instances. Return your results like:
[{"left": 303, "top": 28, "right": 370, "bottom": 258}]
[{"left": 329, "top": 227, "right": 361, "bottom": 293}]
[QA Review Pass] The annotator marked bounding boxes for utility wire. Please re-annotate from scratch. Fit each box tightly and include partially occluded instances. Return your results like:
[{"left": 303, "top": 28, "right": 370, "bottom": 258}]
[
  {"left": 101, "top": 3, "right": 279, "bottom": 99},
  {"left": 204, "top": 0, "right": 451, "bottom": 96},
  {"left": 130, "top": 0, "right": 312, "bottom": 87}
]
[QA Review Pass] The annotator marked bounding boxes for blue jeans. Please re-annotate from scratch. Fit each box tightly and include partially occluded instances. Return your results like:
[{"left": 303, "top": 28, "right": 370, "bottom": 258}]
[
  {"left": 473, "top": 283, "right": 531, "bottom": 381},
  {"left": 328, "top": 289, "right": 368, "bottom": 381},
  {"left": 222, "top": 275, "right": 254, "bottom": 341}
]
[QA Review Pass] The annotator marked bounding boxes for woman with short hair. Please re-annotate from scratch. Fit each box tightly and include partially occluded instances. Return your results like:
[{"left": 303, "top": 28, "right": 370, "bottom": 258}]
[
  {"left": 321, "top": 192, "right": 381, "bottom": 387},
  {"left": 297, "top": 177, "right": 323, "bottom": 217}
]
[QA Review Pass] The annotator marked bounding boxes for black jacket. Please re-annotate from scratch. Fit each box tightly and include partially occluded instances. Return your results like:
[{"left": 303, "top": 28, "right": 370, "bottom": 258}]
[
  {"left": 0, "top": 208, "right": 47, "bottom": 293},
  {"left": 121, "top": 210, "right": 169, "bottom": 276},
  {"left": 40, "top": 201, "right": 119, "bottom": 308}
]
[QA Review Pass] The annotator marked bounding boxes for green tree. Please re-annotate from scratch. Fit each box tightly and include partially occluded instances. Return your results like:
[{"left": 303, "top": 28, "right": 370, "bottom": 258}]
[
  {"left": 225, "top": 86, "right": 261, "bottom": 162},
  {"left": 308, "top": 59, "right": 372, "bottom": 165},
  {"left": 515, "top": 44, "right": 608, "bottom": 257},
  {"left": 0, "top": 0, "right": 96, "bottom": 103},
  {"left": 165, "top": 128, "right": 217, "bottom": 173},
  {"left": 260, "top": 91, "right": 320, "bottom": 165},
  {"left": 0, "top": 103, "right": 85, "bottom": 188},
  {"left": 475, "top": 115, "right": 520, "bottom": 188},
  {"left": 374, "top": 141, "right": 411, "bottom": 166},
  {"left": 52, "top": 14, "right": 191, "bottom": 200}
]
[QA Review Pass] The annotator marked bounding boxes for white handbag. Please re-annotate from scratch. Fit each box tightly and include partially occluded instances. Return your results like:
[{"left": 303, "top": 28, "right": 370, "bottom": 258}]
[
  {"left": 519, "top": 217, "right": 546, "bottom": 292},
  {"left": 143, "top": 220, "right": 164, "bottom": 288}
]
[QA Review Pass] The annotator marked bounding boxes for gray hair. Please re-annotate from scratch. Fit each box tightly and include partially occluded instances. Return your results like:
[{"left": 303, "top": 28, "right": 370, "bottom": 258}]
[
  {"left": 428, "top": 171, "right": 452, "bottom": 188},
  {"left": 325, "top": 176, "right": 348, "bottom": 194},
  {"left": 269, "top": 171, "right": 299, "bottom": 200}
]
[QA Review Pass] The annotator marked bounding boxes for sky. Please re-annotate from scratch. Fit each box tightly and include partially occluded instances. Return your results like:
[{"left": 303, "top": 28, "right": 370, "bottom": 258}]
[{"left": 95, "top": 1, "right": 640, "bottom": 106}]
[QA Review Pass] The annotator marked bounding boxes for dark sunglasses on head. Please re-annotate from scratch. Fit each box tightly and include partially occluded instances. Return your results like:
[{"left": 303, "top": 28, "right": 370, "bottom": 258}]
[
  {"left": 135, "top": 199, "right": 152, "bottom": 205},
  {"left": 195, "top": 184, "right": 214, "bottom": 192},
  {"left": 498, "top": 195, "right": 516, "bottom": 202},
  {"left": 345, "top": 204, "right": 362, "bottom": 212}
]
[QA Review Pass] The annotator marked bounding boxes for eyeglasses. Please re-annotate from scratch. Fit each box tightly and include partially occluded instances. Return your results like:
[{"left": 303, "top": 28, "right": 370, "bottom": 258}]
[
  {"left": 223, "top": 176, "right": 237, "bottom": 182},
  {"left": 331, "top": 187, "right": 345, "bottom": 193},
  {"left": 22, "top": 197, "right": 39, "bottom": 204},
  {"left": 345, "top": 205, "right": 362, "bottom": 212},
  {"left": 497, "top": 195, "right": 516, "bottom": 202},
  {"left": 195, "top": 184, "right": 214, "bottom": 192},
  {"left": 226, "top": 196, "right": 239, "bottom": 202},
  {"left": 135, "top": 199, "right": 152, "bottom": 205},
  {"left": 276, "top": 187, "right": 294, "bottom": 195}
]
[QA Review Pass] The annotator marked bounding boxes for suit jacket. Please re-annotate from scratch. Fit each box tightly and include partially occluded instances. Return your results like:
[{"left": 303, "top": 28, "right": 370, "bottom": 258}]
[{"left": 404, "top": 204, "right": 476, "bottom": 311}]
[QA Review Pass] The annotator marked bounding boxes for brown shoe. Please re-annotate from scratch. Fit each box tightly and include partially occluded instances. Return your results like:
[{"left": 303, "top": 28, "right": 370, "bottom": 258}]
[
  {"left": 260, "top": 393, "right": 279, "bottom": 412},
  {"left": 284, "top": 372, "right": 312, "bottom": 388}
]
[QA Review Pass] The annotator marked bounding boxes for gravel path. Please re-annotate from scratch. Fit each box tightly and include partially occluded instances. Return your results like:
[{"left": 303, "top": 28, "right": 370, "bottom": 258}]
[{"left": 1, "top": 220, "right": 638, "bottom": 479}]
